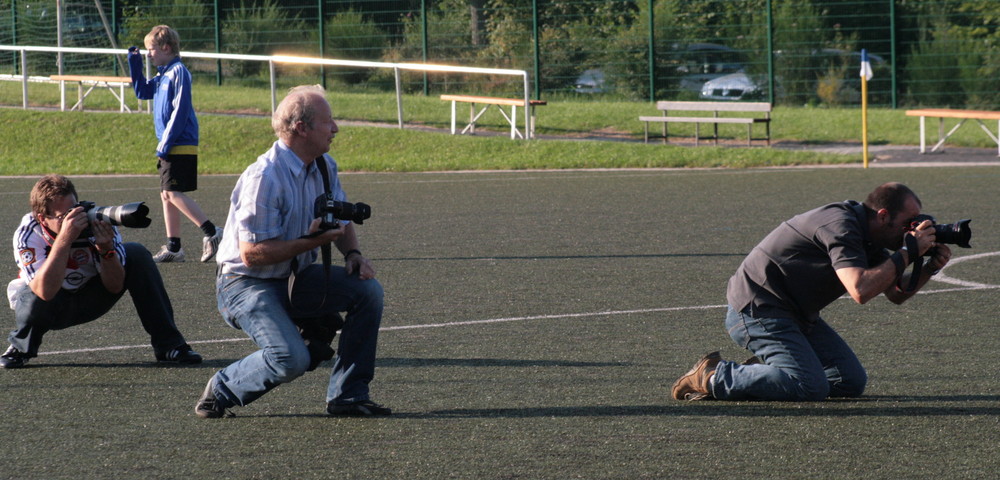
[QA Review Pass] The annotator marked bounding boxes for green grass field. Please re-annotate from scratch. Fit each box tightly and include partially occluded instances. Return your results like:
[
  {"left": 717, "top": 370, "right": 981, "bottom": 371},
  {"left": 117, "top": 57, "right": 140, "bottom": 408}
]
[
  {"left": 4, "top": 80, "right": 1000, "bottom": 175},
  {"left": 0, "top": 167, "right": 997, "bottom": 479}
]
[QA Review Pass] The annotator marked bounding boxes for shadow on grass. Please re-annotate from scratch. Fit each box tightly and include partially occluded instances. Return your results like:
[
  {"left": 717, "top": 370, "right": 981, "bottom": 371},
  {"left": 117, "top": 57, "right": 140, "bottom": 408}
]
[
  {"left": 378, "top": 357, "right": 628, "bottom": 368},
  {"left": 21, "top": 358, "right": 240, "bottom": 369},
  {"left": 379, "top": 253, "right": 747, "bottom": 262},
  {"left": 417, "top": 397, "right": 1000, "bottom": 419}
]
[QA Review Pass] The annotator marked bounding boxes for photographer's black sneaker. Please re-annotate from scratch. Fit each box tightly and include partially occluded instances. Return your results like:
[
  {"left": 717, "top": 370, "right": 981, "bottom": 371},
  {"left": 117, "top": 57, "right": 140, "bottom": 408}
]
[
  {"left": 0, "top": 345, "right": 29, "bottom": 369},
  {"left": 195, "top": 377, "right": 234, "bottom": 419},
  {"left": 155, "top": 345, "right": 203, "bottom": 364},
  {"left": 327, "top": 400, "right": 392, "bottom": 417}
]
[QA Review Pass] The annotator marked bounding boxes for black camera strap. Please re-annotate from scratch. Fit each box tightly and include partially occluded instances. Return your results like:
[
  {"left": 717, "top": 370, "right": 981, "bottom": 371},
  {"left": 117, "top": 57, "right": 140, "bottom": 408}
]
[
  {"left": 315, "top": 156, "right": 334, "bottom": 277},
  {"left": 898, "top": 233, "right": 923, "bottom": 294},
  {"left": 288, "top": 156, "right": 334, "bottom": 310}
]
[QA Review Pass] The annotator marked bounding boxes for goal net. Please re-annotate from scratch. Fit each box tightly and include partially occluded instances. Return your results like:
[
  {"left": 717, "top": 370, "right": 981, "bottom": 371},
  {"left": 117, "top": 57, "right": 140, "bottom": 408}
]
[{"left": 1, "top": 0, "right": 124, "bottom": 76}]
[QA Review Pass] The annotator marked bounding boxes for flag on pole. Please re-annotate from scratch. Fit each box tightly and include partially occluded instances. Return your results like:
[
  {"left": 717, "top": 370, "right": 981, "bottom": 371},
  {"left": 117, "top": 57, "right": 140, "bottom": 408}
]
[{"left": 860, "top": 49, "right": 873, "bottom": 80}]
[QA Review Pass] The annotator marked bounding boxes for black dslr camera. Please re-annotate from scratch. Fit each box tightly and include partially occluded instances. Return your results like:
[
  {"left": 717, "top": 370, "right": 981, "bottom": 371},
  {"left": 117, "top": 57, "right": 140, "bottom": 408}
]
[
  {"left": 74, "top": 201, "right": 152, "bottom": 237},
  {"left": 908, "top": 214, "right": 972, "bottom": 250},
  {"left": 313, "top": 194, "right": 371, "bottom": 230}
]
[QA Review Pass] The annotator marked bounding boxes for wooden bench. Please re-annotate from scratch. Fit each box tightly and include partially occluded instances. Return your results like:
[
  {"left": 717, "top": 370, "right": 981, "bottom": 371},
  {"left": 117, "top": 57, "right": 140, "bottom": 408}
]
[
  {"left": 50, "top": 75, "right": 135, "bottom": 113},
  {"left": 640, "top": 101, "right": 772, "bottom": 147},
  {"left": 440, "top": 94, "right": 547, "bottom": 139},
  {"left": 905, "top": 108, "right": 1000, "bottom": 156}
]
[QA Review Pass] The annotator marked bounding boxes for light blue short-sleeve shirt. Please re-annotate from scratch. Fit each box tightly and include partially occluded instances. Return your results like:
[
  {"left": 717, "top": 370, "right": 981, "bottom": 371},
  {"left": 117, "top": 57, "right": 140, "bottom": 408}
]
[{"left": 216, "top": 139, "right": 346, "bottom": 279}]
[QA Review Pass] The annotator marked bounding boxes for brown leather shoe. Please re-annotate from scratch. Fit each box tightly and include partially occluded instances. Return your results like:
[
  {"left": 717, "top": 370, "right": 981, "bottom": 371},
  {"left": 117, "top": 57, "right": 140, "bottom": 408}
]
[{"left": 671, "top": 351, "right": 722, "bottom": 400}]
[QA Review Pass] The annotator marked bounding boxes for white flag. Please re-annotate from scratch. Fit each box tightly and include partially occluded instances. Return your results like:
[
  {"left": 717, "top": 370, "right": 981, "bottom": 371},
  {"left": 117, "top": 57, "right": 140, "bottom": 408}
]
[{"left": 860, "top": 49, "right": 873, "bottom": 81}]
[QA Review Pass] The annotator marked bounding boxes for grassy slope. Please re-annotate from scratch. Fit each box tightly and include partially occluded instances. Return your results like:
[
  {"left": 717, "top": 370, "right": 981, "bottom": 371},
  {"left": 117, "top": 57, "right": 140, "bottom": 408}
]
[
  {"left": 2, "top": 80, "right": 995, "bottom": 174},
  {"left": 0, "top": 108, "right": 849, "bottom": 175}
]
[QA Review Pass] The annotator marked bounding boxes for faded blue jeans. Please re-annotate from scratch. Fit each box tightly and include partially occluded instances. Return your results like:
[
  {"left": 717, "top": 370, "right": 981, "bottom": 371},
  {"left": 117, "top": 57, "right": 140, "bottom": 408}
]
[
  {"left": 8, "top": 242, "right": 186, "bottom": 358},
  {"left": 711, "top": 305, "right": 867, "bottom": 401},
  {"left": 212, "top": 264, "right": 384, "bottom": 407}
]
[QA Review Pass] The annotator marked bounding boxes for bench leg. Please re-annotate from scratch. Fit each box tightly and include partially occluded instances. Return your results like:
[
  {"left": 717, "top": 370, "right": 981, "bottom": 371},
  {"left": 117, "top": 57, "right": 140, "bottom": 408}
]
[
  {"left": 971, "top": 119, "right": 1000, "bottom": 156},
  {"left": 695, "top": 123, "right": 700, "bottom": 147},
  {"left": 931, "top": 118, "right": 966, "bottom": 153},
  {"left": 75, "top": 83, "right": 84, "bottom": 111},
  {"left": 918, "top": 116, "right": 926, "bottom": 153},
  {"left": 450, "top": 101, "right": 457, "bottom": 134},
  {"left": 469, "top": 104, "right": 476, "bottom": 135},
  {"left": 644, "top": 122, "right": 649, "bottom": 143},
  {"left": 459, "top": 104, "right": 491, "bottom": 135},
  {"left": 510, "top": 105, "right": 517, "bottom": 139}
]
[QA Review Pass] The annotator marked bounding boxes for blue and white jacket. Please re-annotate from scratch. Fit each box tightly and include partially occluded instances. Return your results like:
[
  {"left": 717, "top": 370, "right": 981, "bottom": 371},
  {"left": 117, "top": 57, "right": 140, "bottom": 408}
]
[{"left": 128, "top": 52, "right": 199, "bottom": 158}]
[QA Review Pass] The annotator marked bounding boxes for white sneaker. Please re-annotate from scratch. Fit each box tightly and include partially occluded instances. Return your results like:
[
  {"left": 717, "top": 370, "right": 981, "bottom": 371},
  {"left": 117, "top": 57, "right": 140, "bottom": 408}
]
[
  {"left": 201, "top": 227, "right": 223, "bottom": 263},
  {"left": 152, "top": 245, "right": 186, "bottom": 263}
]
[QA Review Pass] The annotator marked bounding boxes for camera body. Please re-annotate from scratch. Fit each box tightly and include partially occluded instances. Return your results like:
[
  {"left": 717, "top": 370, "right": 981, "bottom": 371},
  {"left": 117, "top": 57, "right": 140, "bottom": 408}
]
[
  {"left": 312, "top": 194, "right": 371, "bottom": 230},
  {"left": 908, "top": 213, "right": 972, "bottom": 249},
  {"left": 74, "top": 201, "right": 152, "bottom": 237}
]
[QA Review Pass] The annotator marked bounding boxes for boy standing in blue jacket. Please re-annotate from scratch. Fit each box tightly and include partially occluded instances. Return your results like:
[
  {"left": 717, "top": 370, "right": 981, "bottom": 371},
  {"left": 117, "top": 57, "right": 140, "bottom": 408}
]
[{"left": 128, "top": 25, "right": 222, "bottom": 263}]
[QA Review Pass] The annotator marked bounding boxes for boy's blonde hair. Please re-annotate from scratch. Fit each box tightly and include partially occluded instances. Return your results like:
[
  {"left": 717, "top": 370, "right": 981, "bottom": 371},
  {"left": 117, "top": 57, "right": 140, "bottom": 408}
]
[{"left": 144, "top": 25, "right": 181, "bottom": 55}]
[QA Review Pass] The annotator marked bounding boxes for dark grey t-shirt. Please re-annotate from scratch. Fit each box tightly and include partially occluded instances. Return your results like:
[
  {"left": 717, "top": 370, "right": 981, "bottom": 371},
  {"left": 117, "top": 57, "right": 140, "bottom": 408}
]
[{"left": 727, "top": 201, "right": 889, "bottom": 323}]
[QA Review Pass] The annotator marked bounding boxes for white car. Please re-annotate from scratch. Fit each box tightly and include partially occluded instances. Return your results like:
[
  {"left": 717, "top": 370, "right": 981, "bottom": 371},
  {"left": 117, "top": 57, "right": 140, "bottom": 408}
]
[
  {"left": 700, "top": 49, "right": 884, "bottom": 102},
  {"left": 700, "top": 73, "right": 771, "bottom": 101}
]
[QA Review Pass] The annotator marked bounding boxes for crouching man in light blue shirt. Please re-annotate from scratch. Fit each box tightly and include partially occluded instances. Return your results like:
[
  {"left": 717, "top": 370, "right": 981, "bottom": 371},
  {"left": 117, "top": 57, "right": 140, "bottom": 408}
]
[{"left": 195, "top": 85, "right": 390, "bottom": 418}]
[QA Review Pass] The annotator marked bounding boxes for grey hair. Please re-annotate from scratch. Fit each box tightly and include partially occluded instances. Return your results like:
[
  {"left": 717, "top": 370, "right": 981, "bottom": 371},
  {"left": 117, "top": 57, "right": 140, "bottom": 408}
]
[{"left": 271, "top": 84, "right": 328, "bottom": 138}]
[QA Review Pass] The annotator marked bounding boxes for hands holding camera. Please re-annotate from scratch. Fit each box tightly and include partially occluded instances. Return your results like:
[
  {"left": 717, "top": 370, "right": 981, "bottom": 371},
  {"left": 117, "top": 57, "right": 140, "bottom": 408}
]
[
  {"left": 907, "top": 219, "right": 952, "bottom": 273},
  {"left": 307, "top": 217, "right": 344, "bottom": 243},
  {"left": 57, "top": 205, "right": 89, "bottom": 239}
]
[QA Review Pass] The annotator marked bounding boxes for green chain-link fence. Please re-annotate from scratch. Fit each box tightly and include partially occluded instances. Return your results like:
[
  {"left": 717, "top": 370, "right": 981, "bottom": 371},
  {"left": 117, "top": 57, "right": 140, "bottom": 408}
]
[{"left": 2, "top": 0, "right": 998, "bottom": 108}]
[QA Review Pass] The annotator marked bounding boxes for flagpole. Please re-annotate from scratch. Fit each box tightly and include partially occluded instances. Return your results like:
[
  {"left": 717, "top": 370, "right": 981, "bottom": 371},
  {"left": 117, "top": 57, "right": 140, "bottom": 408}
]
[{"left": 860, "top": 49, "right": 870, "bottom": 168}]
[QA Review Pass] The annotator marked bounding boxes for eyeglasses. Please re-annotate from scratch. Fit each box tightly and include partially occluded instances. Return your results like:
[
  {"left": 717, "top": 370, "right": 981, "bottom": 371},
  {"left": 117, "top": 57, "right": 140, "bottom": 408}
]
[{"left": 41, "top": 211, "right": 69, "bottom": 222}]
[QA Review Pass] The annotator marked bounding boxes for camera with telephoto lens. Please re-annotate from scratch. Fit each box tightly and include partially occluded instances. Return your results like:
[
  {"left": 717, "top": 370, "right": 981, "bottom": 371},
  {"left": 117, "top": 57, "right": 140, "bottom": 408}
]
[
  {"left": 907, "top": 214, "right": 972, "bottom": 250},
  {"left": 74, "top": 201, "right": 152, "bottom": 237},
  {"left": 313, "top": 194, "right": 371, "bottom": 231}
]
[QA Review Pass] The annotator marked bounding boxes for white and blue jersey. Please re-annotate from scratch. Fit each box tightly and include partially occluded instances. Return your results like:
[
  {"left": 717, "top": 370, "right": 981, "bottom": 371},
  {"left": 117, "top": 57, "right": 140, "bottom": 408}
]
[{"left": 7, "top": 214, "right": 126, "bottom": 309}]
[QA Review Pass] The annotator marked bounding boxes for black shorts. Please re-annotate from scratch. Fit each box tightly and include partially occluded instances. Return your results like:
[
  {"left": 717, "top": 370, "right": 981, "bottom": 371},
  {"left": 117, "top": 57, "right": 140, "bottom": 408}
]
[{"left": 158, "top": 154, "right": 198, "bottom": 192}]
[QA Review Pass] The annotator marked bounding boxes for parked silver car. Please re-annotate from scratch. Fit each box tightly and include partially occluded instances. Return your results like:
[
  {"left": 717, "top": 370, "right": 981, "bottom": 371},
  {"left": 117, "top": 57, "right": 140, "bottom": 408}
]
[
  {"left": 700, "top": 49, "right": 885, "bottom": 102},
  {"left": 573, "top": 43, "right": 747, "bottom": 94},
  {"left": 573, "top": 69, "right": 606, "bottom": 94}
]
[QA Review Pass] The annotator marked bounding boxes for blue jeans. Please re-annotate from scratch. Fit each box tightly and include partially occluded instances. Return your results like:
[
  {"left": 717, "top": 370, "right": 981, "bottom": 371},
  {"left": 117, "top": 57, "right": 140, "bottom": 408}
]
[
  {"left": 213, "top": 264, "right": 383, "bottom": 407},
  {"left": 712, "top": 305, "right": 867, "bottom": 401},
  {"left": 8, "top": 242, "right": 186, "bottom": 357}
]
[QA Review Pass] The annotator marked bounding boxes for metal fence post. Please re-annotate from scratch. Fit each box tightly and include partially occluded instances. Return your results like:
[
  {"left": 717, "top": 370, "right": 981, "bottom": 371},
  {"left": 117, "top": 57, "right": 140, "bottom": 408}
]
[
  {"left": 318, "top": 0, "right": 326, "bottom": 88},
  {"left": 394, "top": 66, "right": 403, "bottom": 128},
  {"left": 647, "top": 0, "right": 655, "bottom": 102},
  {"left": 421, "top": 0, "right": 428, "bottom": 96},
  {"left": 532, "top": 0, "right": 540, "bottom": 100},
  {"left": 20, "top": 49, "right": 27, "bottom": 108},
  {"left": 214, "top": 0, "right": 222, "bottom": 86},
  {"left": 10, "top": 0, "right": 17, "bottom": 75},
  {"left": 269, "top": 60, "right": 276, "bottom": 113},
  {"left": 889, "top": 0, "right": 897, "bottom": 109},
  {"left": 766, "top": 0, "right": 774, "bottom": 104}
]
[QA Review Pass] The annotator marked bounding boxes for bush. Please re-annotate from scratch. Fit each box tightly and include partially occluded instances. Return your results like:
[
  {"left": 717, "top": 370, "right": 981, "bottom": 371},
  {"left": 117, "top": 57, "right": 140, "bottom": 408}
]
[
  {"left": 221, "top": 0, "right": 308, "bottom": 77},
  {"left": 119, "top": 0, "right": 211, "bottom": 51},
  {"left": 323, "top": 9, "right": 388, "bottom": 85}
]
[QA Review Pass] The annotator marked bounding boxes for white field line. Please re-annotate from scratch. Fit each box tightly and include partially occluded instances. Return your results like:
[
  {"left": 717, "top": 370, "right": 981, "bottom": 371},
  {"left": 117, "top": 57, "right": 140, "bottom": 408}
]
[
  {"left": 35, "top": 258, "right": 1000, "bottom": 358},
  {"left": 38, "top": 305, "right": 726, "bottom": 356}
]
